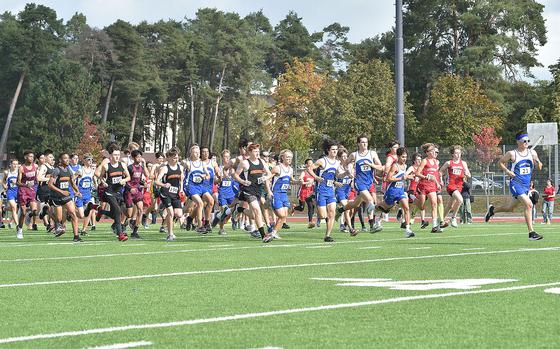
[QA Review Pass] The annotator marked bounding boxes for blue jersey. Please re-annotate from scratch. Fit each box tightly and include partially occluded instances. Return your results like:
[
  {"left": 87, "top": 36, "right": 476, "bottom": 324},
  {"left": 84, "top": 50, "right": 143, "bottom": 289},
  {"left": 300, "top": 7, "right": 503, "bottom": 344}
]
[
  {"left": 78, "top": 167, "right": 94, "bottom": 195},
  {"left": 271, "top": 165, "right": 293, "bottom": 194},
  {"left": 187, "top": 160, "right": 205, "bottom": 188},
  {"left": 384, "top": 163, "right": 407, "bottom": 206},
  {"left": 68, "top": 164, "right": 81, "bottom": 196},
  {"left": 510, "top": 150, "right": 533, "bottom": 187},
  {"left": 218, "top": 166, "right": 235, "bottom": 199},
  {"left": 317, "top": 157, "right": 340, "bottom": 196},
  {"left": 353, "top": 150, "right": 375, "bottom": 191},
  {"left": 202, "top": 160, "right": 215, "bottom": 192},
  {"left": 5, "top": 170, "right": 18, "bottom": 199}
]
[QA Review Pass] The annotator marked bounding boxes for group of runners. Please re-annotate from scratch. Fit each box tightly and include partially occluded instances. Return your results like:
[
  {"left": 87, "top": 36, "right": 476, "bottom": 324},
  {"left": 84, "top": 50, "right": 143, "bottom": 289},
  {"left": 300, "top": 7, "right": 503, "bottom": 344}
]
[{"left": 0, "top": 130, "right": 544, "bottom": 243}]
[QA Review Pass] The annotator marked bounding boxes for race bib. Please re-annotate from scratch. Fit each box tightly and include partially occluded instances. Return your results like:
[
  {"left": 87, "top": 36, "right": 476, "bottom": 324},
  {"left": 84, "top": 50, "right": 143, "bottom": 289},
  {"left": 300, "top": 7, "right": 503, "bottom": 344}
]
[
  {"left": 519, "top": 167, "right": 531, "bottom": 175},
  {"left": 342, "top": 178, "right": 351, "bottom": 185},
  {"left": 193, "top": 176, "right": 203, "bottom": 184},
  {"left": 360, "top": 164, "right": 371, "bottom": 172},
  {"left": 281, "top": 183, "right": 290, "bottom": 190},
  {"left": 221, "top": 180, "right": 231, "bottom": 187},
  {"left": 111, "top": 176, "right": 122, "bottom": 185},
  {"left": 394, "top": 182, "right": 403, "bottom": 188},
  {"left": 81, "top": 181, "right": 91, "bottom": 189},
  {"left": 26, "top": 180, "right": 35, "bottom": 186},
  {"left": 452, "top": 168, "right": 462, "bottom": 175},
  {"left": 60, "top": 182, "right": 69, "bottom": 189},
  {"left": 326, "top": 179, "right": 334, "bottom": 187},
  {"left": 257, "top": 176, "right": 265, "bottom": 185},
  {"left": 133, "top": 172, "right": 142, "bottom": 178},
  {"left": 168, "top": 186, "right": 178, "bottom": 194}
]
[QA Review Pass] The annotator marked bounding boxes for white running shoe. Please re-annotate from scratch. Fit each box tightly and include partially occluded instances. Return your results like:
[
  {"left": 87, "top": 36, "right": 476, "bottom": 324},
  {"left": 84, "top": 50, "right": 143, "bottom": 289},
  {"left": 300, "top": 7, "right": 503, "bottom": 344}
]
[
  {"left": 16, "top": 228, "right": 23, "bottom": 240},
  {"left": 218, "top": 229, "right": 227, "bottom": 235},
  {"left": 371, "top": 222, "right": 383, "bottom": 233},
  {"left": 451, "top": 218, "right": 458, "bottom": 228},
  {"left": 166, "top": 234, "right": 176, "bottom": 241},
  {"left": 271, "top": 231, "right": 282, "bottom": 240},
  {"left": 405, "top": 229, "right": 415, "bottom": 238}
]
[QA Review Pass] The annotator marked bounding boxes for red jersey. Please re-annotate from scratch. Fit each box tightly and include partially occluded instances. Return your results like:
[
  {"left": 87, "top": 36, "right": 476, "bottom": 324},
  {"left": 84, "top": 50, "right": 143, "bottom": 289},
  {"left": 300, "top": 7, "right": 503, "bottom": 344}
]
[
  {"left": 298, "top": 171, "right": 315, "bottom": 201},
  {"left": 418, "top": 159, "right": 439, "bottom": 194},
  {"left": 447, "top": 160, "right": 465, "bottom": 191},
  {"left": 20, "top": 163, "right": 38, "bottom": 187},
  {"left": 544, "top": 186, "right": 555, "bottom": 202},
  {"left": 408, "top": 165, "right": 420, "bottom": 192}
]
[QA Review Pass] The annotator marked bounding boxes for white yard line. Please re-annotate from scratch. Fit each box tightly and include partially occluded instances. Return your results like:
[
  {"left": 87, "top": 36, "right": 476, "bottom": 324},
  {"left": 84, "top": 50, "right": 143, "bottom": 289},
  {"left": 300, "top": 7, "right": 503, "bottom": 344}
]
[
  {"left": 0, "top": 247, "right": 558, "bottom": 289},
  {"left": 0, "top": 241, "right": 112, "bottom": 248},
  {"left": 409, "top": 247, "right": 432, "bottom": 250},
  {"left": 462, "top": 248, "right": 486, "bottom": 251},
  {"left": 358, "top": 246, "right": 382, "bottom": 250},
  {"left": 1, "top": 281, "right": 559, "bottom": 345},
  {"left": 0, "top": 231, "right": 536, "bottom": 264},
  {"left": 86, "top": 340, "right": 152, "bottom": 349},
  {"left": 305, "top": 245, "right": 333, "bottom": 249}
]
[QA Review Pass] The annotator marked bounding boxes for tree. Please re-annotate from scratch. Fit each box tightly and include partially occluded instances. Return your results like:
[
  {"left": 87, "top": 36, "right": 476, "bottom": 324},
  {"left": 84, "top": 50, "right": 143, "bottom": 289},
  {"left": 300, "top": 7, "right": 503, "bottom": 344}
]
[
  {"left": 0, "top": 4, "right": 64, "bottom": 162},
  {"left": 472, "top": 127, "right": 502, "bottom": 172},
  {"left": 422, "top": 74, "right": 503, "bottom": 145},
  {"left": 75, "top": 118, "right": 105, "bottom": 163}
]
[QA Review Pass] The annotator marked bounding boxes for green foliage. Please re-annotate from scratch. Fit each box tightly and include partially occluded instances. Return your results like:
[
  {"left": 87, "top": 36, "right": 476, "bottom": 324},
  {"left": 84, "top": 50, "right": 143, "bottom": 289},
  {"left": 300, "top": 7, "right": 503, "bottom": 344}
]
[{"left": 422, "top": 74, "right": 503, "bottom": 146}]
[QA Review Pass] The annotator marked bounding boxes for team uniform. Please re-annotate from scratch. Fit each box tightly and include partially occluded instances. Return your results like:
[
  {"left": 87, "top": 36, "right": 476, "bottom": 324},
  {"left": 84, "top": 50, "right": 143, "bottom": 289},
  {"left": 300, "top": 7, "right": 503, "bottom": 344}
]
[
  {"left": 509, "top": 150, "right": 534, "bottom": 198},
  {"left": 202, "top": 160, "right": 215, "bottom": 195},
  {"left": 446, "top": 160, "right": 465, "bottom": 196},
  {"left": 382, "top": 153, "right": 398, "bottom": 193},
  {"left": 239, "top": 159, "right": 266, "bottom": 203},
  {"left": 18, "top": 164, "right": 38, "bottom": 206},
  {"left": 353, "top": 151, "right": 375, "bottom": 192},
  {"left": 384, "top": 163, "right": 408, "bottom": 206},
  {"left": 185, "top": 160, "right": 205, "bottom": 198},
  {"left": 271, "top": 165, "right": 293, "bottom": 210},
  {"left": 217, "top": 166, "right": 236, "bottom": 207},
  {"left": 124, "top": 163, "right": 145, "bottom": 208},
  {"left": 37, "top": 164, "right": 54, "bottom": 205},
  {"left": 68, "top": 164, "right": 82, "bottom": 199},
  {"left": 75, "top": 167, "right": 95, "bottom": 208},
  {"left": 50, "top": 167, "right": 74, "bottom": 207},
  {"left": 335, "top": 173, "right": 352, "bottom": 202},
  {"left": 418, "top": 159, "right": 439, "bottom": 195},
  {"left": 407, "top": 165, "right": 420, "bottom": 202},
  {"left": 316, "top": 157, "right": 340, "bottom": 207},
  {"left": 160, "top": 164, "right": 182, "bottom": 209},
  {"left": 5, "top": 170, "right": 19, "bottom": 202},
  {"left": 298, "top": 171, "right": 315, "bottom": 203}
]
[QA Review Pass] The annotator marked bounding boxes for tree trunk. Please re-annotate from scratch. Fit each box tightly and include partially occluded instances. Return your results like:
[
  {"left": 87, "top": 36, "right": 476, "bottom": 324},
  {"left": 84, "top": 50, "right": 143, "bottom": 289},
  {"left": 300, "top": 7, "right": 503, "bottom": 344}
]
[
  {"left": 197, "top": 99, "right": 204, "bottom": 145},
  {"left": 210, "top": 66, "right": 226, "bottom": 152},
  {"left": 421, "top": 81, "right": 432, "bottom": 120},
  {"left": 0, "top": 72, "right": 26, "bottom": 164},
  {"left": 222, "top": 106, "right": 230, "bottom": 151},
  {"left": 102, "top": 75, "right": 115, "bottom": 124},
  {"left": 189, "top": 83, "right": 196, "bottom": 145},
  {"left": 172, "top": 101, "right": 178, "bottom": 148},
  {"left": 129, "top": 100, "right": 139, "bottom": 144}
]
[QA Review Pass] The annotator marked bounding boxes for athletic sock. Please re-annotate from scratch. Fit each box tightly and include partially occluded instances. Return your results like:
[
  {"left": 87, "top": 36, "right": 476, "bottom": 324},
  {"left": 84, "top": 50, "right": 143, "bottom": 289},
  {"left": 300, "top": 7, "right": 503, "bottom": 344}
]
[
  {"left": 258, "top": 226, "right": 265, "bottom": 238},
  {"left": 437, "top": 202, "right": 444, "bottom": 222},
  {"left": 369, "top": 218, "right": 375, "bottom": 228}
]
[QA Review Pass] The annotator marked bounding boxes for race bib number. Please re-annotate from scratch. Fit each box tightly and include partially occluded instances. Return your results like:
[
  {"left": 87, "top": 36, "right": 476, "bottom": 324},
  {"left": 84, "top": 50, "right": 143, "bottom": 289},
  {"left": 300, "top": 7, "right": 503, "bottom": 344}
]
[
  {"left": 326, "top": 179, "right": 334, "bottom": 187},
  {"left": 26, "top": 180, "right": 35, "bottom": 186},
  {"left": 81, "top": 181, "right": 91, "bottom": 189},
  {"left": 9, "top": 179, "right": 16, "bottom": 187},
  {"left": 519, "top": 167, "right": 531, "bottom": 175},
  {"left": 60, "top": 182, "right": 69, "bottom": 189},
  {"left": 133, "top": 172, "right": 142, "bottom": 178},
  {"left": 193, "top": 176, "right": 203, "bottom": 184},
  {"left": 221, "top": 180, "right": 231, "bottom": 187},
  {"left": 111, "top": 176, "right": 122, "bottom": 185},
  {"left": 452, "top": 168, "right": 462, "bottom": 175},
  {"left": 257, "top": 176, "right": 265, "bottom": 185},
  {"left": 394, "top": 182, "right": 403, "bottom": 189},
  {"left": 342, "top": 178, "right": 351, "bottom": 185},
  {"left": 168, "top": 186, "right": 178, "bottom": 194},
  {"left": 360, "top": 164, "right": 371, "bottom": 172},
  {"left": 281, "top": 183, "right": 290, "bottom": 190}
]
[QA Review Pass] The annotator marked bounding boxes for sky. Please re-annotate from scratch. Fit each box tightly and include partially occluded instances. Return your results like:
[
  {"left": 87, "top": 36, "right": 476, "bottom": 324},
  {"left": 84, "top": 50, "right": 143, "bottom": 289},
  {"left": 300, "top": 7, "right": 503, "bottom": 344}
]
[{"left": 4, "top": 0, "right": 559, "bottom": 80}]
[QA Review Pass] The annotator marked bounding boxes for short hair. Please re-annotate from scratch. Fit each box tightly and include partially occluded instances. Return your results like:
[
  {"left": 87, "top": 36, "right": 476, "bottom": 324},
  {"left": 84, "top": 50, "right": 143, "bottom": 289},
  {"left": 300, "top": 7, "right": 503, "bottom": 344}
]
[
  {"left": 387, "top": 139, "right": 400, "bottom": 148},
  {"left": 107, "top": 142, "right": 120, "bottom": 153},
  {"left": 238, "top": 137, "right": 249, "bottom": 149},
  {"left": 58, "top": 152, "right": 69, "bottom": 161},
  {"left": 304, "top": 158, "right": 313, "bottom": 165},
  {"left": 131, "top": 149, "right": 142, "bottom": 158},
  {"left": 449, "top": 145, "right": 462, "bottom": 155},
  {"left": 166, "top": 148, "right": 179, "bottom": 158},
  {"left": 23, "top": 150, "right": 34, "bottom": 157},
  {"left": 412, "top": 152, "right": 422, "bottom": 161},
  {"left": 155, "top": 151, "right": 164, "bottom": 159},
  {"left": 421, "top": 143, "right": 435, "bottom": 153},
  {"left": 322, "top": 138, "right": 338, "bottom": 155},
  {"left": 247, "top": 143, "right": 260, "bottom": 152},
  {"left": 10, "top": 158, "right": 18, "bottom": 164},
  {"left": 221, "top": 149, "right": 230, "bottom": 156},
  {"left": 128, "top": 142, "right": 140, "bottom": 151},
  {"left": 396, "top": 147, "right": 408, "bottom": 157},
  {"left": 70, "top": 153, "right": 79, "bottom": 159},
  {"left": 280, "top": 149, "right": 293, "bottom": 161},
  {"left": 515, "top": 131, "right": 527, "bottom": 140},
  {"left": 44, "top": 149, "right": 54, "bottom": 156},
  {"left": 356, "top": 134, "right": 368, "bottom": 144}
]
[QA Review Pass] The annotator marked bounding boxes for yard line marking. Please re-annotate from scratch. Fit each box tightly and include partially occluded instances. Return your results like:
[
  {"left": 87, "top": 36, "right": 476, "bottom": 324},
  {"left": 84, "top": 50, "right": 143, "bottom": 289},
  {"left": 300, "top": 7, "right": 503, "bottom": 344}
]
[
  {"left": 1, "top": 281, "right": 559, "bottom": 345},
  {"left": 544, "top": 288, "right": 560, "bottom": 294},
  {"left": 462, "top": 248, "right": 486, "bottom": 251},
  {"left": 0, "top": 247, "right": 558, "bottom": 289},
  {"left": 210, "top": 244, "right": 235, "bottom": 248},
  {"left": 306, "top": 245, "right": 333, "bottom": 249},
  {"left": 0, "top": 241, "right": 112, "bottom": 248},
  {"left": 86, "top": 341, "right": 152, "bottom": 349},
  {"left": 409, "top": 247, "right": 431, "bottom": 250},
  {"left": 358, "top": 246, "right": 382, "bottom": 250},
  {"left": 0, "top": 231, "right": 540, "bottom": 264}
]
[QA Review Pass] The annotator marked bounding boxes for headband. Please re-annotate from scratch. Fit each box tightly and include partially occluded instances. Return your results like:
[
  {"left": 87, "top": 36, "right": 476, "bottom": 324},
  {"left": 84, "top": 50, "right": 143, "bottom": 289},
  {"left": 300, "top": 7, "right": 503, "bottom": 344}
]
[{"left": 515, "top": 133, "right": 529, "bottom": 141}]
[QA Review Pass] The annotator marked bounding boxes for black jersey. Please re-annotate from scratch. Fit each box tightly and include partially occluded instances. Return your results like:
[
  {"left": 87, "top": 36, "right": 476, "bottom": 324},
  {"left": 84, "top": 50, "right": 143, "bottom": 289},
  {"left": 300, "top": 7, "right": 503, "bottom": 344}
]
[
  {"left": 162, "top": 164, "right": 181, "bottom": 197},
  {"left": 241, "top": 158, "right": 266, "bottom": 196},
  {"left": 51, "top": 166, "right": 72, "bottom": 198},
  {"left": 106, "top": 162, "right": 125, "bottom": 194}
]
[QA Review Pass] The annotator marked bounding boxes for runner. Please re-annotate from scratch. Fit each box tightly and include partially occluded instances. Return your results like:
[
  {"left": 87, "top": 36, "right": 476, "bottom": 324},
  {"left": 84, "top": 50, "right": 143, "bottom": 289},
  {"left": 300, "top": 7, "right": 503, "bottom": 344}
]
[
  {"left": 269, "top": 149, "right": 300, "bottom": 239},
  {"left": 372, "top": 147, "right": 415, "bottom": 237},
  {"left": 291, "top": 158, "right": 316, "bottom": 228},
  {"left": 155, "top": 148, "right": 184, "bottom": 241},
  {"left": 439, "top": 145, "right": 471, "bottom": 227},
  {"left": 406, "top": 152, "right": 425, "bottom": 226},
  {"left": 36, "top": 149, "right": 55, "bottom": 231},
  {"left": 48, "top": 153, "right": 83, "bottom": 242},
  {"left": 335, "top": 148, "right": 355, "bottom": 235},
  {"left": 233, "top": 143, "right": 275, "bottom": 243},
  {"left": 415, "top": 143, "right": 442, "bottom": 233},
  {"left": 3, "top": 159, "right": 19, "bottom": 230},
  {"left": 211, "top": 149, "right": 237, "bottom": 235},
  {"left": 200, "top": 147, "right": 219, "bottom": 233},
  {"left": 184, "top": 144, "right": 210, "bottom": 234},
  {"left": 485, "top": 131, "right": 543, "bottom": 240},
  {"left": 75, "top": 154, "right": 96, "bottom": 235},
  {"left": 15, "top": 150, "right": 39, "bottom": 239},
  {"left": 124, "top": 149, "right": 150, "bottom": 239}
]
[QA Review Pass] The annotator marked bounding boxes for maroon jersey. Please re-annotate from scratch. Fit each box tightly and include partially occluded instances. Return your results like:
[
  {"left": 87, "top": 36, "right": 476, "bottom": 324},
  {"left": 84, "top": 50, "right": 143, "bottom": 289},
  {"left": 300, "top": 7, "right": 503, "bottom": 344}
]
[
  {"left": 127, "top": 163, "right": 144, "bottom": 189},
  {"left": 20, "top": 163, "right": 38, "bottom": 187}
]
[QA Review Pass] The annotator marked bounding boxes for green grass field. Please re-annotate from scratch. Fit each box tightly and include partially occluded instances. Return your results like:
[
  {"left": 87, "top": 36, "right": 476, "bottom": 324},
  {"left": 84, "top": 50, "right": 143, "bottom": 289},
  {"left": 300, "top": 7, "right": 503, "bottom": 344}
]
[{"left": 0, "top": 220, "right": 559, "bottom": 348}]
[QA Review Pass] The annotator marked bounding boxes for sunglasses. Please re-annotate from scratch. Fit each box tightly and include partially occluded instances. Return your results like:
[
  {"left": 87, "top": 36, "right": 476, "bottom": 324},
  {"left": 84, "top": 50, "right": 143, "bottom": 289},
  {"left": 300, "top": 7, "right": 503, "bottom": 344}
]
[{"left": 521, "top": 139, "right": 531, "bottom": 143}]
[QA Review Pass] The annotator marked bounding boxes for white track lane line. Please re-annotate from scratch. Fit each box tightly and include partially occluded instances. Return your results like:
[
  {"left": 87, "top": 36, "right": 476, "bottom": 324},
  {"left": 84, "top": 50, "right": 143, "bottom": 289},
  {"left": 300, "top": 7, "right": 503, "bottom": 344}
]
[
  {"left": 462, "top": 248, "right": 486, "bottom": 251},
  {"left": 358, "top": 246, "right": 382, "bottom": 250},
  {"left": 86, "top": 340, "right": 152, "bottom": 349},
  {"left": 409, "top": 247, "right": 431, "bottom": 250},
  {"left": 0, "top": 241, "right": 112, "bottom": 248},
  {"left": 0, "top": 231, "right": 537, "bottom": 264},
  {"left": 1, "top": 281, "right": 559, "bottom": 345},
  {"left": 0, "top": 247, "right": 558, "bottom": 289}
]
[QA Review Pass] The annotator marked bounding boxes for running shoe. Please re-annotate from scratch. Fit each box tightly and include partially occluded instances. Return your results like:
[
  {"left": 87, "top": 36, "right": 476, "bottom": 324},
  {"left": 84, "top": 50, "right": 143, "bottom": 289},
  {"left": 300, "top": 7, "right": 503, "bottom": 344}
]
[
  {"left": 529, "top": 231, "right": 543, "bottom": 240},
  {"left": 484, "top": 205, "right": 495, "bottom": 222}
]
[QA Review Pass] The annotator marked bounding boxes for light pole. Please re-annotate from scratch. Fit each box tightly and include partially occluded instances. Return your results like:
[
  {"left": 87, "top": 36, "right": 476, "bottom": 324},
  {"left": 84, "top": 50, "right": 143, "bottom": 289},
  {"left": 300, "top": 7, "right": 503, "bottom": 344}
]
[{"left": 395, "top": 0, "right": 405, "bottom": 145}]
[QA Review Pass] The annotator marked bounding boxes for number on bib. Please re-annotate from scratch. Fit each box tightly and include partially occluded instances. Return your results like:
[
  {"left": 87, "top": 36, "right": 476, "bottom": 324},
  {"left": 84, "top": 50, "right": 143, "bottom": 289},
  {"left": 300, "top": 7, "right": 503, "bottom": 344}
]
[
  {"left": 111, "top": 177, "right": 122, "bottom": 184},
  {"left": 257, "top": 176, "right": 265, "bottom": 185},
  {"left": 221, "top": 180, "right": 231, "bottom": 187},
  {"left": 342, "top": 178, "right": 351, "bottom": 185},
  {"left": 326, "top": 179, "right": 334, "bottom": 187},
  {"left": 394, "top": 182, "right": 403, "bottom": 188},
  {"left": 193, "top": 176, "right": 203, "bottom": 184},
  {"left": 452, "top": 168, "right": 462, "bottom": 175},
  {"left": 168, "top": 186, "right": 178, "bottom": 194},
  {"left": 81, "top": 181, "right": 91, "bottom": 189},
  {"left": 360, "top": 164, "right": 371, "bottom": 172},
  {"left": 26, "top": 180, "right": 35, "bottom": 186},
  {"left": 519, "top": 167, "right": 531, "bottom": 175},
  {"left": 60, "top": 182, "right": 69, "bottom": 189},
  {"left": 281, "top": 183, "right": 290, "bottom": 190}
]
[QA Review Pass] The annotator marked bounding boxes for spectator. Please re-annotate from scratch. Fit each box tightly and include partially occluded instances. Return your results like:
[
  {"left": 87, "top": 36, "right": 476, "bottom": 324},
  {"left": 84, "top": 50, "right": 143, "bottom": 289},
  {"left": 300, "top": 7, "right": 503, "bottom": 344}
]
[
  {"left": 529, "top": 181, "right": 539, "bottom": 222},
  {"left": 459, "top": 181, "right": 473, "bottom": 224},
  {"left": 542, "top": 179, "right": 555, "bottom": 224}
]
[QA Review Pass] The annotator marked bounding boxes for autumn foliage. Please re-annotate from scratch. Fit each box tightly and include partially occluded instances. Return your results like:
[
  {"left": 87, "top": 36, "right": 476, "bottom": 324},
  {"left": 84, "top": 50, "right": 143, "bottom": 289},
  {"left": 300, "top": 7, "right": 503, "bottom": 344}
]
[
  {"left": 472, "top": 127, "right": 502, "bottom": 171},
  {"left": 74, "top": 118, "right": 105, "bottom": 164}
]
